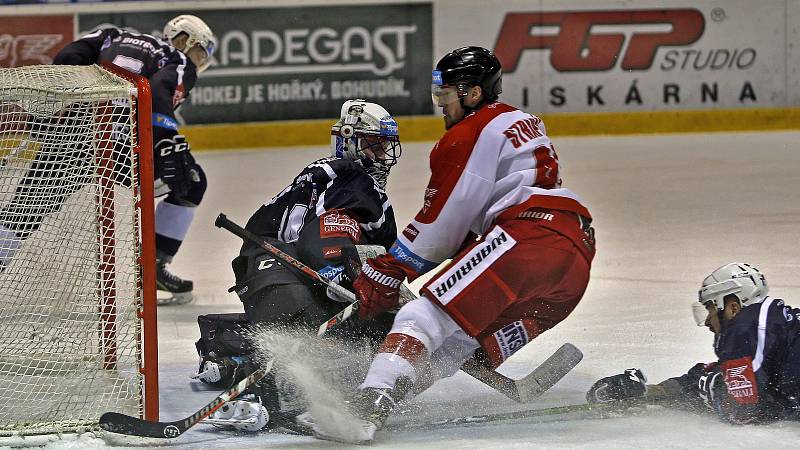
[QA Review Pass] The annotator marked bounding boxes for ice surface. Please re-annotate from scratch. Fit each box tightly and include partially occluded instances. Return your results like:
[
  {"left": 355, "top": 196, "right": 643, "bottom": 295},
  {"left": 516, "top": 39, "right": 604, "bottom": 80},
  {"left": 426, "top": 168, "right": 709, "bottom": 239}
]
[{"left": 11, "top": 131, "right": 800, "bottom": 448}]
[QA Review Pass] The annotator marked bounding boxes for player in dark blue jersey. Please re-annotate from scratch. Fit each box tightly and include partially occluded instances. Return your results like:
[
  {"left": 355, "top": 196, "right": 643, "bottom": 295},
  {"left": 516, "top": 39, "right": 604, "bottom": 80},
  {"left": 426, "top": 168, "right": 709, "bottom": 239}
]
[
  {"left": 193, "top": 99, "right": 402, "bottom": 431},
  {"left": 0, "top": 15, "right": 215, "bottom": 303},
  {"left": 587, "top": 263, "right": 800, "bottom": 424}
]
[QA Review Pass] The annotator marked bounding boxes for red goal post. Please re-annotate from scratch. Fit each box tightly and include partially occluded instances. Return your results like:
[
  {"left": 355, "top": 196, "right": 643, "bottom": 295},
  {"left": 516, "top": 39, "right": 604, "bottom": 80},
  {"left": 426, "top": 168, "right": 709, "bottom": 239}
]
[{"left": 102, "top": 62, "right": 159, "bottom": 424}]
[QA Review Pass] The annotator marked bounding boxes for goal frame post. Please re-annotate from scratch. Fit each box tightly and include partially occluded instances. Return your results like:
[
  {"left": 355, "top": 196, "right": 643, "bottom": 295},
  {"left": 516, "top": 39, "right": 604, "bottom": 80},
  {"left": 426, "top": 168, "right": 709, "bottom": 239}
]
[{"left": 100, "top": 62, "right": 159, "bottom": 422}]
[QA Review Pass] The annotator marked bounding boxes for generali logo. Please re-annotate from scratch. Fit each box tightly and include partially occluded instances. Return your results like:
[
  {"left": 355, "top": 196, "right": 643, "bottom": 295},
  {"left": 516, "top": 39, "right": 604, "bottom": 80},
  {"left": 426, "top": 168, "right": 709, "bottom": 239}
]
[{"left": 494, "top": 9, "right": 705, "bottom": 72}]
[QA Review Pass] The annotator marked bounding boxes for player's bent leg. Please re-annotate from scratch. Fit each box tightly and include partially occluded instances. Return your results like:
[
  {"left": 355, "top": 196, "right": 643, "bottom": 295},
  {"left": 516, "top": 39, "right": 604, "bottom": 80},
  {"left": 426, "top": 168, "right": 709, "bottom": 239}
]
[
  {"left": 361, "top": 297, "right": 464, "bottom": 390},
  {"left": 0, "top": 142, "right": 93, "bottom": 271},
  {"left": 419, "top": 222, "right": 591, "bottom": 364},
  {"left": 317, "top": 298, "right": 474, "bottom": 442},
  {"left": 154, "top": 164, "right": 207, "bottom": 304}
]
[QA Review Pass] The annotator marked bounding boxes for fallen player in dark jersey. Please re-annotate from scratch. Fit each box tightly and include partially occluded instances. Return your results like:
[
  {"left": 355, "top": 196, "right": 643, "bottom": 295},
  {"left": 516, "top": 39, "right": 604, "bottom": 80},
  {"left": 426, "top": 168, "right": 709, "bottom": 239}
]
[{"left": 587, "top": 263, "right": 800, "bottom": 424}]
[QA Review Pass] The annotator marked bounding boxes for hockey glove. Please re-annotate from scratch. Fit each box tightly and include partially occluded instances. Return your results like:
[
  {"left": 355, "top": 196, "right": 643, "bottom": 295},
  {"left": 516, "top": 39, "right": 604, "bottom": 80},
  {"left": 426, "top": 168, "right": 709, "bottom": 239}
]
[
  {"left": 353, "top": 254, "right": 405, "bottom": 319},
  {"left": 697, "top": 369, "right": 724, "bottom": 411},
  {"left": 586, "top": 368, "right": 647, "bottom": 403},
  {"left": 155, "top": 134, "right": 200, "bottom": 198}
]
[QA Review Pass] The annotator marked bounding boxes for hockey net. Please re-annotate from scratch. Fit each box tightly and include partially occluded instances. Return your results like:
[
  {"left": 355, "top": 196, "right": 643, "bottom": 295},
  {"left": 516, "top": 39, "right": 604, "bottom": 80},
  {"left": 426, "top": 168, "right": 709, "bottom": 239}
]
[{"left": 0, "top": 64, "right": 157, "bottom": 436}]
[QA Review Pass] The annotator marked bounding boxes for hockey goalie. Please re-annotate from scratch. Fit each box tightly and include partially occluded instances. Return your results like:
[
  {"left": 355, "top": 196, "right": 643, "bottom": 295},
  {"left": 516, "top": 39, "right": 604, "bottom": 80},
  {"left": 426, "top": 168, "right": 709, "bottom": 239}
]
[{"left": 192, "top": 99, "right": 402, "bottom": 432}]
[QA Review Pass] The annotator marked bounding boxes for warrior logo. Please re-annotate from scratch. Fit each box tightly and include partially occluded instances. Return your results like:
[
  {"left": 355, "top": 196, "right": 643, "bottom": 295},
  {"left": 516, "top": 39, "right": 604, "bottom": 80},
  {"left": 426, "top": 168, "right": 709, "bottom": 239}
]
[{"left": 428, "top": 226, "right": 516, "bottom": 305}]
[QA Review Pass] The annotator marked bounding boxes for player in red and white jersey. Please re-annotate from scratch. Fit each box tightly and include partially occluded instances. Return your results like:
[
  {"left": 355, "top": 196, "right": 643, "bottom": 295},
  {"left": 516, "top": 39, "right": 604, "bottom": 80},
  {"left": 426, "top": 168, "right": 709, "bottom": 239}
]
[{"left": 311, "top": 46, "right": 597, "bottom": 444}]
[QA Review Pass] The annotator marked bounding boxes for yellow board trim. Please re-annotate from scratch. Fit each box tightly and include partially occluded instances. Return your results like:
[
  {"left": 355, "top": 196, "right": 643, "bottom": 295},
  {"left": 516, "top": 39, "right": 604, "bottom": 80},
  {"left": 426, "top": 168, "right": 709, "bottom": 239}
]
[{"left": 182, "top": 107, "right": 800, "bottom": 152}]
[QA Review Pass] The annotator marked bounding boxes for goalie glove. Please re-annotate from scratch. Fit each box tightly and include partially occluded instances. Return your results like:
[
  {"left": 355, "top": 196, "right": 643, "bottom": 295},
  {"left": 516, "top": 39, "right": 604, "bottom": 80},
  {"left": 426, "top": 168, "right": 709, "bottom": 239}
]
[
  {"left": 586, "top": 368, "right": 647, "bottom": 403},
  {"left": 155, "top": 134, "right": 200, "bottom": 198}
]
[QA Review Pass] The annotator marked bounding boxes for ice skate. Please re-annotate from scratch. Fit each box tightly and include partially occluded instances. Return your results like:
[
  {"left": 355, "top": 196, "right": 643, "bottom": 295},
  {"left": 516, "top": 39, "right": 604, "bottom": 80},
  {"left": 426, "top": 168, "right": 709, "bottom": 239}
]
[
  {"left": 312, "top": 378, "right": 410, "bottom": 444},
  {"left": 205, "top": 395, "right": 269, "bottom": 431},
  {"left": 156, "top": 257, "right": 194, "bottom": 305}
]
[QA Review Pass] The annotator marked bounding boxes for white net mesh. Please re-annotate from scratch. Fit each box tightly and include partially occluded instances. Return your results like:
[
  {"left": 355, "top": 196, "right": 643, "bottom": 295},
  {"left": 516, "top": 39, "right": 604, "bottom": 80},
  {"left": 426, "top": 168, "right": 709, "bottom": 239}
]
[{"left": 0, "top": 65, "right": 146, "bottom": 435}]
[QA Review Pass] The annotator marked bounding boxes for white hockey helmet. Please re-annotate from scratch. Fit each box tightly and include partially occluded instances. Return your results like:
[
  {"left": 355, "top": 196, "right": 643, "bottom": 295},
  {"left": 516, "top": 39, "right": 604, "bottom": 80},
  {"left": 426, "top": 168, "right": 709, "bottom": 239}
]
[
  {"left": 330, "top": 99, "right": 401, "bottom": 188},
  {"left": 163, "top": 15, "right": 217, "bottom": 72},
  {"left": 692, "top": 262, "right": 768, "bottom": 325}
]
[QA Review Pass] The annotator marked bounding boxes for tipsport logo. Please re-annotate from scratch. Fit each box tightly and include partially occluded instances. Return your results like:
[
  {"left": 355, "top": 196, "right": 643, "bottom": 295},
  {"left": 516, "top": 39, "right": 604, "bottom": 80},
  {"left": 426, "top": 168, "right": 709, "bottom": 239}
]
[
  {"left": 494, "top": 9, "right": 705, "bottom": 73},
  {"left": 379, "top": 118, "right": 399, "bottom": 136}
]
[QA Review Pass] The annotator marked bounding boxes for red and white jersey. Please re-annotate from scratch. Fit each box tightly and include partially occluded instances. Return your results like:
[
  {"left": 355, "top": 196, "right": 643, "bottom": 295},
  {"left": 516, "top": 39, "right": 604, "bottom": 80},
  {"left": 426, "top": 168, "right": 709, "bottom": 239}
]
[{"left": 388, "top": 102, "right": 591, "bottom": 280}]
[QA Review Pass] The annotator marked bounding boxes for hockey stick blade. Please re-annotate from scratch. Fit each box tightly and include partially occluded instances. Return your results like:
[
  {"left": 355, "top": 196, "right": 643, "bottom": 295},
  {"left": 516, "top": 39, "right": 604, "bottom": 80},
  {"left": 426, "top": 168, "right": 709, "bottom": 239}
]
[
  {"left": 461, "top": 343, "right": 582, "bottom": 403},
  {"left": 100, "top": 359, "right": 274, "bottom": 438},
  {"left": 515, "top": 343, "right": 583, "bottom": 402}
]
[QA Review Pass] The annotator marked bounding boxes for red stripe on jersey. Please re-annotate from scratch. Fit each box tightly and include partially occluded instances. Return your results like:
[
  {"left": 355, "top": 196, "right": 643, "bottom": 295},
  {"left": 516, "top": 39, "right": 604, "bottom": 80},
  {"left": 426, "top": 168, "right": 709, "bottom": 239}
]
[
  {"left": 416, "top": 103, "right": 518, "bottom": 225},
  {"left": 377, "top": 333, "right": 428, "bottom": 366}
]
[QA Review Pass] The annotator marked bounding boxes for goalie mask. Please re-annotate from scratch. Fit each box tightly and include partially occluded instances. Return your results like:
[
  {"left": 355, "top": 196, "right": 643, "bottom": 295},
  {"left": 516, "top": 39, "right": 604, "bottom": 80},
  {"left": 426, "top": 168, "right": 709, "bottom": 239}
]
[
  {"left": 163, "top": 15, "right": 217, "bottom": 72},
  {"left": 692, "top": 262, "right": 768, "bottom": 325},
  {"left": 330, "top": 99, "right": 401, "bottom": 189}
]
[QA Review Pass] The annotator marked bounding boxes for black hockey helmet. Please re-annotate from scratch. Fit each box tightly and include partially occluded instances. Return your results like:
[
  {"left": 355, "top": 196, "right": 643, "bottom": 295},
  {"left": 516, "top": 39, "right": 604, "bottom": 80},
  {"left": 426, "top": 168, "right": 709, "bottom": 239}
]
[{"left": 433, "top": 46, "right": 503, "bottom": 101}]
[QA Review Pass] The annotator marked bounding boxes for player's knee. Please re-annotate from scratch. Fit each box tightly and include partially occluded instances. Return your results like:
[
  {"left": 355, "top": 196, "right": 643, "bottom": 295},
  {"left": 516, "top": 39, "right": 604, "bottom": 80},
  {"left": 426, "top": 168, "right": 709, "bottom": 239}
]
[{"left": 390, "top": 297, "right": 457, "bottom": 350}]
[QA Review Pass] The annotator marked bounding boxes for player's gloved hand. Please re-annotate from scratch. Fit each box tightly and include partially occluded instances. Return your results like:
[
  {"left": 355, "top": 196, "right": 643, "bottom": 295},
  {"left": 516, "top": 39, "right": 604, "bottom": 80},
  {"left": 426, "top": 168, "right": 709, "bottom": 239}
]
[
  {"left": 696, "top": 369, "right": 724, "bottom": 411},
  {"left": 586, "top": 368, "right": 647, "bottom": 403},
  {"left": 697, "top": 367, "right": 759, "bottom": 424},
  {"left": 155, "top": 134, "right": 199, "bottom": 198},
  {"left": 353, "top": 254, "right": 405, "bottom": 319}
]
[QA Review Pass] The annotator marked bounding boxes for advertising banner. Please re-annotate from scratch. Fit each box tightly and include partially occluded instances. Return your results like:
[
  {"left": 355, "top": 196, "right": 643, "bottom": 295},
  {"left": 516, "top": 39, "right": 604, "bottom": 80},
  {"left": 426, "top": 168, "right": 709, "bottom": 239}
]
[
  {"left": 435, "top": 0, "right": 792, "bottom": 112},
  {"left": 0, "top": 15, "right": 73, "bottom": 68},
  {"left": 79, "top": 3, "right": 433, "bottom": 124}
]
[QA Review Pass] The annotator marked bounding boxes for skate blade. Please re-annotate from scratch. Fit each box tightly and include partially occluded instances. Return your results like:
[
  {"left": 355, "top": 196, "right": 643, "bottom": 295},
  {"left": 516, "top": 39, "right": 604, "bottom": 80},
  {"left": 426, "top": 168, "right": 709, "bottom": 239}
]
[{"left": 157, "top": 291, "right": 194, "bottom": 306}]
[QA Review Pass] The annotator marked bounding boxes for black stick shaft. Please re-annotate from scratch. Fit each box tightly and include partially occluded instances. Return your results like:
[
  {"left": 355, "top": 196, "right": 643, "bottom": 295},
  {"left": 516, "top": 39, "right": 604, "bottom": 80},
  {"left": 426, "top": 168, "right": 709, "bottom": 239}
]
[
  {"left": 215, "top": 213, "right": 352, "bottom": 299},
  {"left": 100, "top": 360, "right": 273, "bottom": 438},
  {"left": 214, "top": 213, "right": 359, "bottom": 335}
]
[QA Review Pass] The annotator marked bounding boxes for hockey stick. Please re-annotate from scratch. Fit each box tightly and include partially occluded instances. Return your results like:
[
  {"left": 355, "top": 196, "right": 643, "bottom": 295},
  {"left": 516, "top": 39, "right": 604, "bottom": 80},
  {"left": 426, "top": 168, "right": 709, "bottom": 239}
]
[
  {"left": 214, "top": 213, "right": 356, "bottom": 304},
  {"left": 214, "top": 213, "right": 582, "bottom": 403},
  {"left": 460, "top": 343, "right": 583, "bottom": 403},
  {"left": 390, "top": 398, "right": 658, "bottom": 431},
  {"left": 100, "top": 360, "right": 274, "bottom": 438},
  {"left": 213, "top": 213, "right": 382, "bottom": 336}
]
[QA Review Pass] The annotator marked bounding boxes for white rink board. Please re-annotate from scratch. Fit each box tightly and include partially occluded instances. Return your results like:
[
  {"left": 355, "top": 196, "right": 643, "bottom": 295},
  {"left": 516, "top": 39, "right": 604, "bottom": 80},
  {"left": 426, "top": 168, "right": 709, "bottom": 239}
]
[
  {"left": 4, "top": 0, "right": 800, "bottom": 115},
  {"left": 436, "top": 0, "right": 797, "bottom": 112}
]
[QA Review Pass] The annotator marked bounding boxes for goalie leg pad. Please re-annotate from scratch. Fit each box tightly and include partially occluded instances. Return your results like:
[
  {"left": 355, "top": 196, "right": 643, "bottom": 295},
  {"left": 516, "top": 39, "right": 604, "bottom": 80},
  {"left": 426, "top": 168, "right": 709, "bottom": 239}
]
[{"left": 195, "top": 313, "right": 252, "bottom": 358}]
